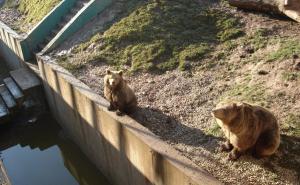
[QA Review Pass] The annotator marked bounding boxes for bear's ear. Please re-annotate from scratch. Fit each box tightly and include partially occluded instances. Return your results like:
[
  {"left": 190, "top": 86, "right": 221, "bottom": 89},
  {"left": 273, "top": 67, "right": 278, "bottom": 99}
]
[
  {"left": 118, "top": 70, "right": 123, "bottom": 76},
  {"left": 243, "top": 104, "right": 253, "bottom": 114},
  {"left": 106, "top": 69, "right": 111, "bottom": 74},
  {"left": 232, "top": 103, "right": 237, "bottom": 109}
]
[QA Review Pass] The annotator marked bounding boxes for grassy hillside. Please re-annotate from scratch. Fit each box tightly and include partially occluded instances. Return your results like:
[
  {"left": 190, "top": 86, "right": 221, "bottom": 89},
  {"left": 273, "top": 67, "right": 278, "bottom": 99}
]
[
  {"left": 18, "top": 0, "right": 61, "bottom": 25},
  {"left": 69, "top": 0, "right": 243, "bottom": 72}
]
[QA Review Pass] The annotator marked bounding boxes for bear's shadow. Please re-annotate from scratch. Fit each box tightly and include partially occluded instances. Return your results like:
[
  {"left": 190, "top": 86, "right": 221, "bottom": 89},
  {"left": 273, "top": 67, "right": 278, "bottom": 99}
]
[{"left": 130, "top": 106, "right": 222, "bottom": 153}]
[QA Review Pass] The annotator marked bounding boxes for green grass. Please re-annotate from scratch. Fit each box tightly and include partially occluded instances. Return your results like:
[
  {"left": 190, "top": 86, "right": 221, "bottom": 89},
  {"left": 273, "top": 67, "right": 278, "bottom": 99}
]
[
  {"left": 267, "top": 39, "right": 300, "bottom": 62},
  {"left": 282, "top": 114, "right": 300, "bottom": 137},
  {"left": 239, "top": 28, "right": 270, "bottom": 52},
  {"left": 206, "top": 121, "right": 223, "bottom": 137},
  {"left": 220, "top": 83, "right": 272, "bottom": 107},
  {"left": 18, "top": 0, "right": 61, "bottom": 25},
  {"left": 281, "top": 71, "right": 300, "bottom": 81},
  {"left": 72, "top": 0, "right": 244, "bottom": 72},
  {"left": 250, "top": 28, "right": 270, "bottom": 51}
]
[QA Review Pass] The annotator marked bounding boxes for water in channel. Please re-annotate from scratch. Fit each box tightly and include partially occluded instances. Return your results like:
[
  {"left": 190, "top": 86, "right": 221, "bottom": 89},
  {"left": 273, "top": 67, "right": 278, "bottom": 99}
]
[{"left": 0, "top": 113, "right": 111, "bottom": 185}]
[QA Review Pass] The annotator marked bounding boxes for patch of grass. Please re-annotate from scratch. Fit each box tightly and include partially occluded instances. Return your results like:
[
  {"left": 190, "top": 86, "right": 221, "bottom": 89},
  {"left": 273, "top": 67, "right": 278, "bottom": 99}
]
[
  {"left": 74, "top": 0, "right": 244, "bottom": 72},
  {"left": 221, "top": 83, "right": 271, "bottom": 106},
  {"left": 18, "top": 0, "right": 61, "bottom": 26},
  {"left": 281, "top": 71, "right": 300, "bottom": 81},
  {"left": 251, "top": 28, "right": 270, "bottom": 50},
  {"left": 267, "top": 39, "right": 300, "bottom": 62},
  {"left": 178, "top": 43, "right": 210, "bottom": 70},
  {"left": 241, "top": 28, "right": 270, "bottom": 51},
  {"left": 56, "top": 52, "right": 104, "bottom": 72},
  {"left": 282, "top": 114, "right": 300, "bottom": 137},
  {"left": 206, "top": 121, "right": 223, "bottom": 137}
]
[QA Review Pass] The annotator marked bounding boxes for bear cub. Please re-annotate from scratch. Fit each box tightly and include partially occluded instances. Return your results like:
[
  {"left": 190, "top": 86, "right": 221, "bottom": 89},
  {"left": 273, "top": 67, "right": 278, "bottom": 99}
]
[
  {"left": 212, "top": 102, "right": 280, "bottom": 161},
  {"left": 104, "top": 70, "right": 137, "bottom": 116}
]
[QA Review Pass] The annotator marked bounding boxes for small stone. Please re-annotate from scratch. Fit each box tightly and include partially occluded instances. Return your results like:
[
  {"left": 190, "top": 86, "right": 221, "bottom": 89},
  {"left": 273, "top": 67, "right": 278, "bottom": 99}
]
[
  {"left": 244, "top": 46, "right": 254, "bottom": 54},
  {"left": 294, "top": 62, "right": 300, "bottom": 71},
  {"left": 87, "top": 43, "right": 96, "bottom": 51},
  {"left": 147, "top": 80, "right": 155, "bottom": 84},
  {"left": 240, "top": 53, "right": 246, "bottom": 58},
  {"left": 292, "top": 54, "right": 299, "bottom": 59},
  {"left": 257, "top": 70, "right": 269, "bottom": 75}
]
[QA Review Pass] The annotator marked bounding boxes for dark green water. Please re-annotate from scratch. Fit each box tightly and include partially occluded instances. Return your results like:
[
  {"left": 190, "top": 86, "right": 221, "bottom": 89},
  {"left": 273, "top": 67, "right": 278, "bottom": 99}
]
[{"left": 0, "top": 114, "right": 111, "bottom": 185}]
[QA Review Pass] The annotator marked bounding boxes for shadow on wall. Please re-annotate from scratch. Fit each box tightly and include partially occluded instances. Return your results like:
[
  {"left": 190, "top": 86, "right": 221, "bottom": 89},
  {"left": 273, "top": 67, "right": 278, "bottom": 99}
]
[
  {"left": 38, "top": 60, "right": 220, "bottom": 185},
  {"left": 0, "top": 40, "right": 26, "bottom": 70}
]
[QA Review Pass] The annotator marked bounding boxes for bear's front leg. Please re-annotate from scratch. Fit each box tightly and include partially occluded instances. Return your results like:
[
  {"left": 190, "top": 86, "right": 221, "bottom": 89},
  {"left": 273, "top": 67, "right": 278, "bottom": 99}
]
[
  {"left": 116, "top": 102, "right": 126, "bottom": 116},
  {"left": 108, "top": 102, "right": 117, "bottom": 111},
  {"left": 219, "top": 140, "right": 233, "bottom": 152},
  {"left": 228, "top": 148, "right": 242, "bottom": 161}
]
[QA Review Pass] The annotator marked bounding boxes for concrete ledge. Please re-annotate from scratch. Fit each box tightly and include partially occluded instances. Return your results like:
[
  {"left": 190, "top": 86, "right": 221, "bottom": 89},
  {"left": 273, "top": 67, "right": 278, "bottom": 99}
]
[{"left": 37, "top": 55, "right": 221, "bottom": 185}]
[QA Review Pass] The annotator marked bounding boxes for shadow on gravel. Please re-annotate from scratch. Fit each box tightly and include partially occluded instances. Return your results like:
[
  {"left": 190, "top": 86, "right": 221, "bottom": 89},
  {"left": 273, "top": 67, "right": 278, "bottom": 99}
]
[
  {"left": 233, "top": 134, "right": 300, "bottom": 184},
  {"left": 131, "top": 107, "right": 222, "bottom": 153},
  {"left": 131, "top": 107, "right": 300, "bottom": 183},
  {"left": 276, "top": 135, "right": 300, "bottom": 181}
]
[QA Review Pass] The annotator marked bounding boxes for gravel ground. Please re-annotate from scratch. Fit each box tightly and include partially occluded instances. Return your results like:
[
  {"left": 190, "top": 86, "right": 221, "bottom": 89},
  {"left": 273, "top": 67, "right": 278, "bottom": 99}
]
[
  {"left": 0, "top": 7, "right": 26, "bottom": 34},
  {"left": 49, "top": 1, "right": 300, "bottom": 184}
]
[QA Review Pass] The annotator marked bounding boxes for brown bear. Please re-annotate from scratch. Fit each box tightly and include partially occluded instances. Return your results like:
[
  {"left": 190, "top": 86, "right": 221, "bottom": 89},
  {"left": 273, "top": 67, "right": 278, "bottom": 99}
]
[
  {"left": 104, "top": 70, "right": 137, "bottom": 116},
  {"left": 212, "top": 102, "right": 280, "bottom": 160}
]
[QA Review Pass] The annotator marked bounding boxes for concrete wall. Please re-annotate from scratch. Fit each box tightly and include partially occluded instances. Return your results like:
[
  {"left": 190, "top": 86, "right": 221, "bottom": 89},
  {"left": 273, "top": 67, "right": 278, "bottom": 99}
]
[
  {"left": 37, "top": 56, "right": 221, "bottom": 185},
  {"left": 0, "top": 21, "right": 26, "bottom": 69},
  {"left": 41, "top": 0, "right": 112, "bottom": 54}
]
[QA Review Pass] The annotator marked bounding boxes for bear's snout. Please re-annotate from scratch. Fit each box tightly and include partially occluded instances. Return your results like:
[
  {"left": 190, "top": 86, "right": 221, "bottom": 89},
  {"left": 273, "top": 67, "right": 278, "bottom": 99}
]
[{"left": 212, "top": 108, "right": 225, "bottom": 119}]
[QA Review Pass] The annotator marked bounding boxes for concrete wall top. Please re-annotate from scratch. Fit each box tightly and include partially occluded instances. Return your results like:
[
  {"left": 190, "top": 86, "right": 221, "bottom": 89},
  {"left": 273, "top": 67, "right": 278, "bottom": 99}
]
[{"left": 37, "top": 54, "right": 222, "bottom": 185}]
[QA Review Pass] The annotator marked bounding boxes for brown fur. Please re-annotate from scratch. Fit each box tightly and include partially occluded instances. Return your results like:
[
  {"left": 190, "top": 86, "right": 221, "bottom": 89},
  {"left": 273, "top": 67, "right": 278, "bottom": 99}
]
[
  {"left": 212, "top": 102, "right": 280, "bottom": 160},
  {"left": 104, "top": 70, "right": 137, "bottom": 115}
]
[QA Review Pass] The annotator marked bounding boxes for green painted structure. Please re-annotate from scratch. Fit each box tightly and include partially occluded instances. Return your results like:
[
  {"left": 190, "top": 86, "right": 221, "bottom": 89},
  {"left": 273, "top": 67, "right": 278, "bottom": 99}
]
[
  {"left": 42, "top": 0, "right": 112, "bottom": 53},
  {"left": 0, "top": 0, "right": 112, "bottom": 62},
  {"left": 24, "top": 0, "right": 78, "bottom": 59}
]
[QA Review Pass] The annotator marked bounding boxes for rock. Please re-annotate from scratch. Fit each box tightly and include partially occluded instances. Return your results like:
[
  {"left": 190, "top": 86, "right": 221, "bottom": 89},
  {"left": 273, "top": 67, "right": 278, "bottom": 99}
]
[
  {"left": 56, "top": 50, "right": 68, "bottom": 56},
  {"left": 147, "top": 80, "right": 155, "bottom": 84},
  {"left": 229, "top": 0, "right": 300, "bottom": 23},
  {"left": 240, "top": 53, "right": 247, "bottom": 58},
  {"left": 243, "top": 45, "right": 254, "bottom": 54},
  {"left": 294, "top": 61, "right": 300, "bottom": 71},
  {"left": 257, "top": 70, "right": 269, "bottom": 75},
  {"left": 292, "top": 54, "right": 299, "bottom": 59},
  {"left": 180, "top": 60, "right": 192, "bottom": 70},
  {"left": 87, "top": 43, "right": 96, "bottom": 51}
]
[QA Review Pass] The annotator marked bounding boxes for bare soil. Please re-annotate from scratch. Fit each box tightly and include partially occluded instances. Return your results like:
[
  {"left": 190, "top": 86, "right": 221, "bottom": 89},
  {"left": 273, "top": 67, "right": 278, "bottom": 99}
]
[
  {"left": 0, "top": 8, "right": 26, "bottom": 34},
  {"left": 50, "top": 1, "right": 300, "bottom": 184}
]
